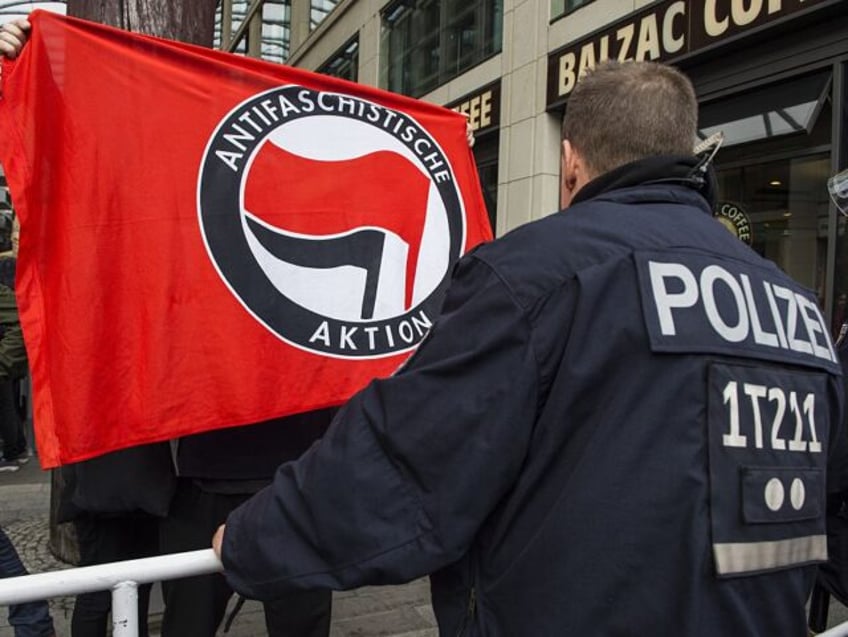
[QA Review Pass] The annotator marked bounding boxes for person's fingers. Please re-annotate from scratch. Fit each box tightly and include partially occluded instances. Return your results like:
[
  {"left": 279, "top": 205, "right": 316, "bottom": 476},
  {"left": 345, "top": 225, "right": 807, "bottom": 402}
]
[
  {"left": 0, "top": 36, "right": 24, "bottom": 60},
  {"left": 212, "top": 524, "right": 226, "bottom": 559},
  {"left": 5, "top": 19, "right": 32, "bottom": 36},
  {"left": 459, "top": 112, "right": 475, "bottom": 148},
  {"left": 0, "top": 19, "right": 32, "bottom": 60}
]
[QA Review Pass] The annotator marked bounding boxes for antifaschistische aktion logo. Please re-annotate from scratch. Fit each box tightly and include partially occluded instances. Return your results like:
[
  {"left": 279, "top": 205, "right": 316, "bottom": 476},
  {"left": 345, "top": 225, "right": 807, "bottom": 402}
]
[{"left": 198, "top": 86, "right": 466, "bottom": 359}]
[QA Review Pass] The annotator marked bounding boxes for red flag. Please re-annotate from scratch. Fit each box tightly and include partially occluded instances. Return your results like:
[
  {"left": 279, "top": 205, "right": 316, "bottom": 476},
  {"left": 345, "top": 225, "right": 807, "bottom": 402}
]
[{"left": 0, "top": 11, "right": 492, "bottom": 468}]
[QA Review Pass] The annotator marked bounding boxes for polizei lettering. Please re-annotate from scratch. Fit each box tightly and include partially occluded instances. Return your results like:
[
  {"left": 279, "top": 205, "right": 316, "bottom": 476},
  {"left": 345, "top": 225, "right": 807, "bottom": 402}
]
[{"left": 636, "top": 252, "right": 839, "bottom": 372}]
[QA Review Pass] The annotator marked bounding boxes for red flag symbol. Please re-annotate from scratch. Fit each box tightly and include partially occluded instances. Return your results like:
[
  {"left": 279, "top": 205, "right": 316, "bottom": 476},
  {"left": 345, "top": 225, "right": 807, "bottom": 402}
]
[{"left": 245, "top": 143, "right": 431, "bottom": 311}]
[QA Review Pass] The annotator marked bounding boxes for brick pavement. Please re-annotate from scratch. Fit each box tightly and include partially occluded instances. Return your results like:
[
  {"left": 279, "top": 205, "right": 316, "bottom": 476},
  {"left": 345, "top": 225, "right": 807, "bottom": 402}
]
[{"left": 0, "top": 461, "right": 438, "bottom": 637}]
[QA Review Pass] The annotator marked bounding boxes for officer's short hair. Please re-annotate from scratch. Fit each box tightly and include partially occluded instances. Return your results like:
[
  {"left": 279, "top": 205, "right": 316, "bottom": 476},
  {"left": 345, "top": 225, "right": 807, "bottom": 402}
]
[{"left": 562, "top": 60, "right": 697, "bottom": 177}]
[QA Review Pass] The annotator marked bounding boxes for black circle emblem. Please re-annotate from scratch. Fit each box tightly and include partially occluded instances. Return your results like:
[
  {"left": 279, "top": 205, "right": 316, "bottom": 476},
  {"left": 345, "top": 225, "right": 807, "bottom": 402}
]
[{"left": 198, "top": 86, "right": 466, "bottom": 359}]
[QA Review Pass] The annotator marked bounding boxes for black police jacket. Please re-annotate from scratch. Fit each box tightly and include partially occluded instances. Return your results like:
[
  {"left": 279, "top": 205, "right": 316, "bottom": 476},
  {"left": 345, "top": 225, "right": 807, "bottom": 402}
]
[{"left": 222, "top": 157, "right": 846, "bottom": 636}]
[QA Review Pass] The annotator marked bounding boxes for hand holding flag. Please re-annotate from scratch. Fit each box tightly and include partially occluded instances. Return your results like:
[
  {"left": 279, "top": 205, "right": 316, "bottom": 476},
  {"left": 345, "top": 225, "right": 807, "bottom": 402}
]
[{"left": 0, "top": 18, "right": 30, "bottom": 60}]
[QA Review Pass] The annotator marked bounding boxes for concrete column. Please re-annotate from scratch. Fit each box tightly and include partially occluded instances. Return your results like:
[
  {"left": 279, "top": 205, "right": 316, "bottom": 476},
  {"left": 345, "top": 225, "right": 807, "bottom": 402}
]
[
  {"left": 247, "top": 8, "right": 263, "bottom": 57},
  {"left": 290, "top": 0, "right": 312, "bottom": 53},
  {"left": 220, "top": 0, "right": 233, "bottom": 49},
  {"left": 497, "top": 0, "right": 562, "bottom": 234}
]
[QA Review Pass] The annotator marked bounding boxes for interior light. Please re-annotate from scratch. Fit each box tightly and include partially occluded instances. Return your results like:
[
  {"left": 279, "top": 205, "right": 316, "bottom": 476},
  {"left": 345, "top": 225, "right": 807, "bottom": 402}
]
[{"left": 770, "top": 180, "right": 782, "bottom": 186}]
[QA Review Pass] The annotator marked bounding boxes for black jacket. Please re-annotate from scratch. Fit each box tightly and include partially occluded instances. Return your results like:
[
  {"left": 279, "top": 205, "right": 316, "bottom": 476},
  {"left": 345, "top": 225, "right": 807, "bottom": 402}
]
[
  {"left": 222, "top": 157, "right": 846, "bottom": 636},
  {"left": 176, "top": 408, "right": 336, "bottom": 492},
  {"left": 57, "top": 410, "right": 336, "bottom": 520},
  {"left": 0, "top": 258, "right": 27, "bottom": 383}
]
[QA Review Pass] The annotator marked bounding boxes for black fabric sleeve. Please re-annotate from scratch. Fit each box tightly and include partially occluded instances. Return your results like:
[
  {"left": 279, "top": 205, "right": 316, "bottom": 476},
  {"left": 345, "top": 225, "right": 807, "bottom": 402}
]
[{"left": 221, "top": 255, "right": 539, "bottom": 599}]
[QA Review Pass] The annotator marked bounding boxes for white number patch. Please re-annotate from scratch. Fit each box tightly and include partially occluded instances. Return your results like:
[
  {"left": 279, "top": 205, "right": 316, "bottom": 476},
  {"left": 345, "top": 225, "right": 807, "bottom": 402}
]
[
  {"left": 720, "top": 381, "right": 821, "bottom": 453},
  {"left": 707, "top": 363, "right": 829, "bottom": 576}
]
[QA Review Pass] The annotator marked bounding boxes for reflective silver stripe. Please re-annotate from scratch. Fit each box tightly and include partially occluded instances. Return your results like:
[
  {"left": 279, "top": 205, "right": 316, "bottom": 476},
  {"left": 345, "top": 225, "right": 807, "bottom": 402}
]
[{"left": 713, "top": 535, "right": 827, "bottom": 575}]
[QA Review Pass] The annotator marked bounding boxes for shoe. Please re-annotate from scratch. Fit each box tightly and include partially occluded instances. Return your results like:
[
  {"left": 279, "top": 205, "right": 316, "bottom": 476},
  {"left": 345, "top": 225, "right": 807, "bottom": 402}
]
[
  {"left": 10, "top": 450, "right": 30, "bottom": 465},
  {"left": 0, "top": 458, "right": 21, "bottom": 472}
]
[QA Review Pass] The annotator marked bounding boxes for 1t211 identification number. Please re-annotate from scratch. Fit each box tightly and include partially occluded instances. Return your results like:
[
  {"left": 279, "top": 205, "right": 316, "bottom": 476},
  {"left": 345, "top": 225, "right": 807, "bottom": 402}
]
[{"left": 722, "top": 381, "right": 821, "bottom": 453}]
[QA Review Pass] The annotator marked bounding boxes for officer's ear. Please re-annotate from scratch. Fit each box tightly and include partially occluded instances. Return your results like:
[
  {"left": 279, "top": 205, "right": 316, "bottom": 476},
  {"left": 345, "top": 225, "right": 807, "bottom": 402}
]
[{"left": 560, "top": 139, "right": 579, "bottom": 209}]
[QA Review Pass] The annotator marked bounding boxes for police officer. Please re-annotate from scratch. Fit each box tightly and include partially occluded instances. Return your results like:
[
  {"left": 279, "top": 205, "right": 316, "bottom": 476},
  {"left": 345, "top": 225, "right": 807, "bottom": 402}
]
[{"left": 213, "top": 60, "right": 846, "bottom": 635}]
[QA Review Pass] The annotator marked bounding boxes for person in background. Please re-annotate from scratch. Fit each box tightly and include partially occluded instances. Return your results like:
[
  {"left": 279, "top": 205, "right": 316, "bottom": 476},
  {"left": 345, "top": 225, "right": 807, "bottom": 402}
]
[
  {"left": 0, "top": 526, "right": 56, "bottom": 637},
  {"left": 56, "top": 442, "right": 172, "bottom": 637},
  {"left": 160, "top": 410, "right": 336, "bottom": 637},
  {"left": 1, "top": 20, "right": 335, "bottom": 636},
  {"left": 0, "top": 213, "right": 30, "bottom": 471},
  {"left": 214, "top": 60, "right": 847, "bottom": 635},
  {"left": 0, "top": 21, "right": 33, "bottom": 473},
  {"left": 3, "top": 23, "right": 163, "bottom": 637}
]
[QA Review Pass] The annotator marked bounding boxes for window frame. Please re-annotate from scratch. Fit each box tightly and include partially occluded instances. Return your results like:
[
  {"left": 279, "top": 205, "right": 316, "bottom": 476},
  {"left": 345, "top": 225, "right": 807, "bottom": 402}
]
[
  {"left": 318, "top": 35, "right": 360, "bottom": 82},
  {"left": 380, "top": 0, "right": 502, "bottom": 98}
]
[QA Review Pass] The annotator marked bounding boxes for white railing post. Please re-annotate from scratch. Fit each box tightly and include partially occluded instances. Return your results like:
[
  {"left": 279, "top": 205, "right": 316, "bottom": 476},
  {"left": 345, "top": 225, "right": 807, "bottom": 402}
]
[
  {"left": 0, "top": 549, "right": 222, "bottom": 636},
  {"left": 112, "top": 580, "right": 139, "bottom": 637}
]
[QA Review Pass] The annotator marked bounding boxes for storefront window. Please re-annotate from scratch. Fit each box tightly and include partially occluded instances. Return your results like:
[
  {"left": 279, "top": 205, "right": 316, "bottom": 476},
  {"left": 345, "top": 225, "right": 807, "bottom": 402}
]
[
  {"left": 715, "top": 154, "right": 832, "bottom": 303},
  {"left": 474, "top": 135, "right": 499, "bottom": 233},
  {"left": 551, "top": 0, "right": 594, "bottom": 21},
  {"left": 318, "top": 37, "right": 359, "bottom": 81},
  {"left": 381, "top": 0, "right": 502, "bottom": 98},
  {"left": 447, "top": 82, "right": 500, "bottom": 234},
  {"left": 705, "top": 71, "right": 835, "bottom": 330}
]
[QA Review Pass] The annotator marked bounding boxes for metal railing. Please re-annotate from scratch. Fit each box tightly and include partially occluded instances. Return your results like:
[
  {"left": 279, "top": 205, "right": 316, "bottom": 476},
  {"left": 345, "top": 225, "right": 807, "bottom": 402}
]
[
  {"left": 0, "top": 549, "right": 222, "bottom": 637},
  {"left": 4, "top": 552, "right": 848, "bottom": 636},
  {"left": 819, "top": 622, "right": 848, "bottom": 636}
]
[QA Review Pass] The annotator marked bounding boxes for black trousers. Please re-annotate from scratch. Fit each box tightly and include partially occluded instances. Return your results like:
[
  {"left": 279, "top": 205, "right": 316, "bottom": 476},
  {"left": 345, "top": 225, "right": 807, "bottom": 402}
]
[
  {"left": 0, "top": 379, "right": 26, "bottom": 460},
  {"left": 71, "top": 513, "right": 159, "bottom": 637},
  {"left": 159, "top": 478, "right": 332, "bottom": 637},
  {"left": 0, "top": 525, "right": 55, "bottom": 637}
]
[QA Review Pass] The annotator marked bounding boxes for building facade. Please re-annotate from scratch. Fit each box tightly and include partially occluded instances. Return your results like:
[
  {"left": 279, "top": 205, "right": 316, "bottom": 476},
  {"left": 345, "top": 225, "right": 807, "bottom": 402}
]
[
  {"left": 258, "top": 0, "right": 846, "bottom": 332},
  {"left": 2, "top": 1, "right": 846, "bottom": 331}
]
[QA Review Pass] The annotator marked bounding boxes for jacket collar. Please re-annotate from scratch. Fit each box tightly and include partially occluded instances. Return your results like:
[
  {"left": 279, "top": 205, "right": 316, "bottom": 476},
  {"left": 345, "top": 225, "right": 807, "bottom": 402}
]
[{"left": 571, "top": 155, "right": 717, "bottom": 212}]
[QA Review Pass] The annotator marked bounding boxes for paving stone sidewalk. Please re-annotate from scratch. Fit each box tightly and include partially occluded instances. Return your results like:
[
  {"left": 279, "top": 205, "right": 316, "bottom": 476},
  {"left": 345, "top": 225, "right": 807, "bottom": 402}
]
[
  {"left": 0, "top": 471, "right": 437, "bottom": 637},
  {"left": 4, "top": 462, "right": 848, "bottom": 636}
]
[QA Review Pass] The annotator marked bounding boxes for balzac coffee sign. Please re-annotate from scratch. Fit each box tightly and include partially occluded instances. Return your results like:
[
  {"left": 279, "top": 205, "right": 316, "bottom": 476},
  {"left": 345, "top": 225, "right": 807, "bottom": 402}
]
[{"left": 547, "top": 0, "right": 830, "bottom": 109}]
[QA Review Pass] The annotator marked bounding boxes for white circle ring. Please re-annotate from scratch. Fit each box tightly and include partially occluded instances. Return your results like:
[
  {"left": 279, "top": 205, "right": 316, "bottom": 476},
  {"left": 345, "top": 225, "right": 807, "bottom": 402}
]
[
  {"left": 764, "top": 478, "right": 785, "bottom": 512},
  {"left": 790, "top": 478, "right": 806, "bottom": 511}
]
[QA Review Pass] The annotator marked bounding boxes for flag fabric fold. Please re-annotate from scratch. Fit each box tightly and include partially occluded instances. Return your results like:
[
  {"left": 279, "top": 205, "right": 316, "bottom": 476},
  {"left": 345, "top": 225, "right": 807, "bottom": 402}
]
[{"left": 0, "top": 10, "right": 491, "bottom": 468}]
